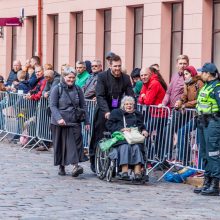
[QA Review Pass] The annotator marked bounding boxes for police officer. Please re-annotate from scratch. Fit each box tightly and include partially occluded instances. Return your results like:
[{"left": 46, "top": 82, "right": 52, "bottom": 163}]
[{"left": 194, "top": 63, "right": 220, "bottom": 196}]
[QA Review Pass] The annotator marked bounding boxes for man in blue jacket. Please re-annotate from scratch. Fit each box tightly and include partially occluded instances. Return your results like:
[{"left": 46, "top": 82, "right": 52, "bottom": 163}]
[{"left": 5, "top": 60, "right": 21, "bottom": 87}]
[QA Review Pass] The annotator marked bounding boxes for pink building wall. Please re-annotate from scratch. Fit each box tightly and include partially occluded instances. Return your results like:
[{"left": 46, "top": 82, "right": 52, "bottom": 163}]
[{"left": 0, "top": 0, "right": 215, "bottom": 82}]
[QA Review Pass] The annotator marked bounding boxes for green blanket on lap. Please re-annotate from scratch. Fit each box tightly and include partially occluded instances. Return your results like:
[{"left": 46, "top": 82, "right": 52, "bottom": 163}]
[{"left": 99, "top": 131, "right": 125, "bottom": 152}]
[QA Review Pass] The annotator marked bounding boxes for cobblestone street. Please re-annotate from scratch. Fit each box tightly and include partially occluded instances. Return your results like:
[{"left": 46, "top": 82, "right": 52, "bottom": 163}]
[{"left": 0, "top": 141, "right": 219, "bottom": 220}]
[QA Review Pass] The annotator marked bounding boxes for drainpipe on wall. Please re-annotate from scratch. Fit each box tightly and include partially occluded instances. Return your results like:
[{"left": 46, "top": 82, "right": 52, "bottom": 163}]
[{"left": 38, "top": 0, "right": 42, "bottom": 63}]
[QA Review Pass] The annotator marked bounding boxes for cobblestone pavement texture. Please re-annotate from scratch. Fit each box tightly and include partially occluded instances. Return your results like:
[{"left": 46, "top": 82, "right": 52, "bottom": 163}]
[{"left": 0, "top": 140, "right": 220, "bottom": 220}]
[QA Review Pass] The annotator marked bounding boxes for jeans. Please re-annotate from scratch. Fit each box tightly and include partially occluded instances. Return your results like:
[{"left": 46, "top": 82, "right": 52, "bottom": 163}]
[{"left": 177, "top": 119, "right": 195, "bottom": 165}]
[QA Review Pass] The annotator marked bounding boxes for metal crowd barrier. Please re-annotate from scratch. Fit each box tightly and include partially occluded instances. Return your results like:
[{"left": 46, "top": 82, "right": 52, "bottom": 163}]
[
  {"left": 170, "top": 109, "right": 199, "bottom": 167},
  {"left": 0, "top": 91, "right": 204, "bottom": 176},
  {"left": 0, "top": 92, "right": 38, "bottom": 148},
  {"left": 33, "top": 98, "right": 96, "bottom": 151},
  {"left": 81, "top": 100, "right": 96, "bottom": 149},
  {"left": 157, "top": 108, "right": 202, "bottom": 181},
  {"left": 28, "top": 97, "right": 52, "bottom": 151},
  {"left": 0, "top": 91, "right": 7, "bottom": 135},
  {"left": 139, "top": 105, "right": 171, "bottom": 170},
  {"left": 156, "top": 108, "right": 202, "bottom": 180}
]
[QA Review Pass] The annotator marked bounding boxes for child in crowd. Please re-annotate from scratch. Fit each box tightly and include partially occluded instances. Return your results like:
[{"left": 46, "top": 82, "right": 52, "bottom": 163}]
[
  {"left": 131, "top": 68, "right": 142, "bottom": 97},
  {"left": 12, "top": 70, "right": 30, "bottom": 94}
]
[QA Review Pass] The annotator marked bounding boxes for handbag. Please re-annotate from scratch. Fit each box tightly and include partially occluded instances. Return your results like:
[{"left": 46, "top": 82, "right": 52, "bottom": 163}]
[
  {"left": 123, "top": 115, "right": 145, "bottom": 144},
  {"left": 63, "top": 86, "right": 86, "bottom": 123}
]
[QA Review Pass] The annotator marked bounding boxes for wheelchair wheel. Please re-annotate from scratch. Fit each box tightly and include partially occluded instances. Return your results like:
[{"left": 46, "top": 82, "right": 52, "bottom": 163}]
[
  {"left": 106, "top": 161, "right": 115, "bottom": 182},
  {"left": 95, "top": 144, "right": 110, "bottom": 180}
]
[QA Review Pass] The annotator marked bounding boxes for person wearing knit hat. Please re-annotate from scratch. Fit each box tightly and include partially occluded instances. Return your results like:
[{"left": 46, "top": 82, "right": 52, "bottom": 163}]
[
  {"left": 175, "top": 66, "right": 204, "bottom": 109},
  {"left": 194, "top": 62, "right": 220, "bottom": 196},
  {"left": 174, "top": 66, "right": 204, "bottom": 166}
]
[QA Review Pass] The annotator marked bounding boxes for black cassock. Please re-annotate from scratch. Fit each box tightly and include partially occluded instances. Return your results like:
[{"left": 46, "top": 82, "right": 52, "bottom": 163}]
[{"left": 89, "top": 68, "right": 134, "bottom": 159}]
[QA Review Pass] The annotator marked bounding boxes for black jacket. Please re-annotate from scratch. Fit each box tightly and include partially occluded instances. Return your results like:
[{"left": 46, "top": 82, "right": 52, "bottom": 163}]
[
  {"left": 6, "top": 70, "right": 20, "bottom": 86},
  {"left": 50, "top": 82, "right": 89, "bottom": 126},
  {"left": 96, "top": 69, "right": 134, "bottom": 114},
  {"left": 106, "top": 108, "right": 146, "bottom": 146},
  {"left": 106, "top": 108, "right": 146, "bottom": 133}
]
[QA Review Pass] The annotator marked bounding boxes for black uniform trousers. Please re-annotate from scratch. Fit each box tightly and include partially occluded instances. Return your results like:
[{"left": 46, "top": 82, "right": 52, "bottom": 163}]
[{"left": 197, "top": 116, "right": 220, "bottom": 179}]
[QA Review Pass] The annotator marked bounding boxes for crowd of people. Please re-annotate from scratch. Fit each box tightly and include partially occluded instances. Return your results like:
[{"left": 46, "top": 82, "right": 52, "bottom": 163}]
[{"left": 0, "top": 52, "right": 220, "bottom": 196}]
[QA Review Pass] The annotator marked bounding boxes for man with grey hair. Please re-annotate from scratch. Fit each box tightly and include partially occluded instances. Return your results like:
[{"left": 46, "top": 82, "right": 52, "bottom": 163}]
[
  {"left": 75, "top": 61, "right": 90, "bottom": 88},
  {"left": 43, "top": 69, "right": 60, "bottom": 99},
  {"left": 6, "top": 60, "right": 22, "bottom": 87},
  {"left": 82, "top": 59, "right": 102, "bottom": 100}
]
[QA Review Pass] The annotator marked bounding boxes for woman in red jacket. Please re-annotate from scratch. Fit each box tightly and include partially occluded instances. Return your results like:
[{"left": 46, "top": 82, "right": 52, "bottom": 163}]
[
  {"left": 138, "top": 67, "right": 166, "bottom": 105},
  {"left": 138, "top": 66, "right": 168, "bottom": 161}
]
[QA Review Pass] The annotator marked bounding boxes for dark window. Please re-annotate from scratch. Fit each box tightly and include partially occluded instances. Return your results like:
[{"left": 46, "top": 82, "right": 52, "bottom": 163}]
[
  {"left": 134, "top": 7, "right": 143, "bottom": 69},
  {"left": 32, "top": 16, "right": 37, "bottom": 56},
  {"left": 0, "top": 27, "right": 3, "bottom": 38},
  {"left": 11, "top": 27, "right": 17, "bottom": 66},
  {"left": 53, "top": 15, "right": 58, "bottom": 71},
  {"left": 76, "top": 12, "right": 83, "bottom": 62},
  {"left": 212, "top": 0, "right": 220, "bottom": 66},
  {"left": 103, "top": 9, "right": 111, "bottom": 69},
  {"left": 170, "top": 3, "right": 183, "bottom": 76}
]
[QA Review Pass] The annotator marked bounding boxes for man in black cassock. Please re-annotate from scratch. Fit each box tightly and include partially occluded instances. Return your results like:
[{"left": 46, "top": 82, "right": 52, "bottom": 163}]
[{"left": 89, "top": 54, "right": 134, "bottom": 172}]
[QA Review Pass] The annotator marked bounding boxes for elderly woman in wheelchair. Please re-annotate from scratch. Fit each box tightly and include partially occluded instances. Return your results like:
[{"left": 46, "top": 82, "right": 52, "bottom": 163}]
[{"left": 96, "top": 96, "right": 148, "bottom": 182}]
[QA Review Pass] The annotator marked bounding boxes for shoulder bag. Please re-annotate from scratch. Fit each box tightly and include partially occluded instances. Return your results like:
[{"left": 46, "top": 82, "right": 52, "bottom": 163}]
[
  {"left": 64, "top": 86, "right": 86, "bottom": 123},
  {"left": 123, "top": 114, "right": 145, "bottom": 144}
]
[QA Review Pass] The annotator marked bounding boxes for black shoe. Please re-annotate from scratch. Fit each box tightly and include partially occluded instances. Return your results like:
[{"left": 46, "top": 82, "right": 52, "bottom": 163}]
[
  {"left": 134, "top": 173, "right": 142, "bottom": 181},
  {"left": 72, "top": 165, "right": 84, "bottom": 177},
  {"left": 201, "top": 177, "right": 219, "bottom": 196},
  {"left": 194, "top": 176, "right": 212, "bottom": 194},
  {"left": 58, "top": 165, "right": 66, "bottom": 176},
  {"left": 121, "top": 172, "right": 129, "bottom": 180}
]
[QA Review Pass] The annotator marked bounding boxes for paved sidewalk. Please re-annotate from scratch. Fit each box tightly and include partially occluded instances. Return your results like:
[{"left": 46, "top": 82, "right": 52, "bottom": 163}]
[{"left": 0, "top": 142, "right": 219, "bottom": 220}]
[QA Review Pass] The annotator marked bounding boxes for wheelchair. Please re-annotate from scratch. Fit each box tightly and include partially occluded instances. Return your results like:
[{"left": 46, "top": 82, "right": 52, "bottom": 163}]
[{"left": 95, "top": 132, "right": 149, "bottom": 184}]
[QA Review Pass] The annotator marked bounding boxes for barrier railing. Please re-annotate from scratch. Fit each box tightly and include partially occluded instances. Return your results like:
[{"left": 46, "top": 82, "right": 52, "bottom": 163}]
[
  {"left": 139, "top": 105, "right": 172, "bottom": 170},
  {"left": 0, "top": 91, "right": 203, "bottom": 175},
  {"left": 1, "top": 92, "right": 39, "bottom": 148},
  {"left": 32, "top": 98, "right": 96, "bottom": 151},
  {"left": 156, "top": 108, "right": 202, "bottom": 181},
  {"left": 0, "top": 91, "right": 7, "bottom": 135},
  {"left": 170, "top": 109, "right": 199, "bottom": 167},
  {"left": 81, "top": 100, "right": 96, "bottom": 150}
]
